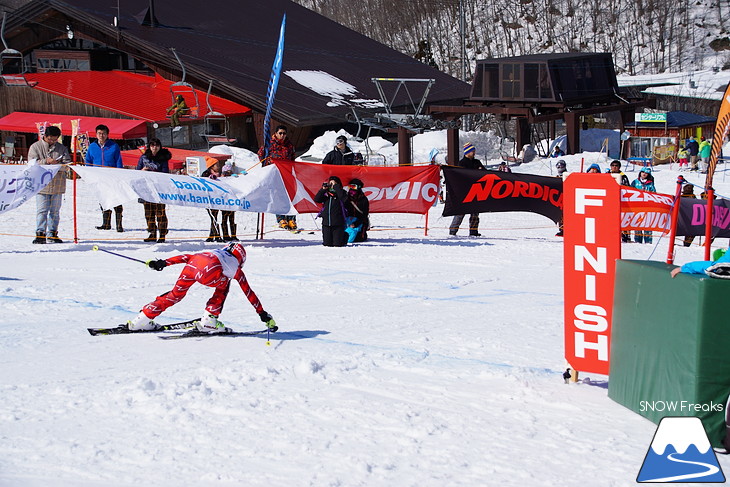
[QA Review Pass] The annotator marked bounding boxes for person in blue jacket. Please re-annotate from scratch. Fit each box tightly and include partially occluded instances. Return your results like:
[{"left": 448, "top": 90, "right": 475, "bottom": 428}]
[
  {"left": 671, "top": 247, "right": 730, "bottom": 278},
  {"left": 84, "top": 124, "right": 125, "bottom": 232},
  {"left": 631, "top": 167, "right": 656, "bottom": 243}
]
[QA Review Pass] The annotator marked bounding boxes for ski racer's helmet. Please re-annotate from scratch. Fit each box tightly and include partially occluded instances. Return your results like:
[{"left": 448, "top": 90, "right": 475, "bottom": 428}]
[{"left": 225, "top": 242, "right": 246, "bottom": 266}]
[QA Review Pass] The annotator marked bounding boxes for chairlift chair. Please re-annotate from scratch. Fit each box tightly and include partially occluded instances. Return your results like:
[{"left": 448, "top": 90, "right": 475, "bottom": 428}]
[
  {"left": 199, "top": 80, "right": 236, "bottom": 148},
  {"left": 0, "top": 13, "right": 34, "bottom": 87},
  {"left": 166, "top": 47, "right": 200, "bottom": 123}
]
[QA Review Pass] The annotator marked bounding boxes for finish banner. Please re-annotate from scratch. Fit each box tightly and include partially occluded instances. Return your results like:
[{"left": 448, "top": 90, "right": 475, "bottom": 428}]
[
  {"left": 0, "top": 163, "right": 62, "bottom": 215},
  {"left": 441, "top": 167, "right": 563, "bottom": 223},
  {"left": 619, "top": 187, "right": 673, "bottom": 233},
  {"left": 677, "top": 196, "right": 730, "bottom": 238},
  {"left": 563, "top": 173, "right": 621, "bottom": 376},
  {"left": 274, "top": 161, "right": 440, "bottom": 214},
  {"left": 71, "top": 165, "right": 291, "bottom": 214}
]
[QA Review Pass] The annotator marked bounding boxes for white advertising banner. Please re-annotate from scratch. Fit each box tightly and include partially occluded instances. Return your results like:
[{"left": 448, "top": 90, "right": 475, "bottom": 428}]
[
  {"left": 0, "top": 164, "right": 62, "bottom": 215},
  {"left": 71, "top": 165, "right": 291, "bottom": 214}
]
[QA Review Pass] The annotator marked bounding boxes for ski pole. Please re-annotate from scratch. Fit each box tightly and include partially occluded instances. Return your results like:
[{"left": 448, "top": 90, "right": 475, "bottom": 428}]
[{"left": 92, "top": 245, "right": 147, "bottom": 265}]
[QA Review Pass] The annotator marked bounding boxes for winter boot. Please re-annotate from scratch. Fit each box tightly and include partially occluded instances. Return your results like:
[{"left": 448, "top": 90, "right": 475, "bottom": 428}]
[
  {"left": 115, "top": 206, "right": 124, "bottom": 233},
  {"left": 196, "top": 313, "right": 231, "bottom": 334},
  {"left": 206, "top": 220, "right": 222, "bottom": 242},
  {"left": 287, "top": 218, "right": 298, "bottom": 231},
  {"left": 47, "top": 231, "right": 63, "bottom": 243},
  {"left": 229, "top": 223, "right": 238, "bottom": 241},
  {"left": 221, "top": 220, "right": 231, "bottom": 242},
  {"left": 157, "top": 232, "right": 166, "bottom": 243},
  {"left": 127, "top": 311, "right": 158, "bottom": 331},
  {"left": 96, "top": 210, "right": 112, "bottom": 230},
  {"left": 144, "top": 231, "right": 157, "bottom": 242},
  {"left": 32, "top": 231, "right": 46, "bottom": 244}
]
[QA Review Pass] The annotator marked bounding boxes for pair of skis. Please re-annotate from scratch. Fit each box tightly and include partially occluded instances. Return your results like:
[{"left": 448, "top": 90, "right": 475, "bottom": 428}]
[{"left": 87, "top": 319, "right": 270, "bottom": 339}]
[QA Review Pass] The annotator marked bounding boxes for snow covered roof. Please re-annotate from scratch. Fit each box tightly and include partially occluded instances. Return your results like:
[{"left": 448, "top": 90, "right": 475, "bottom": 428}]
[{"left": 617, "top": 69, "right": 730, "bottom": 101}]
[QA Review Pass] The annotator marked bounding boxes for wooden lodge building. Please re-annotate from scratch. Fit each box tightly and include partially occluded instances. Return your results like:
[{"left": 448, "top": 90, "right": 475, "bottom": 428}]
[{"left": 0, "top": 0, "right": 469, "bottom": 162}]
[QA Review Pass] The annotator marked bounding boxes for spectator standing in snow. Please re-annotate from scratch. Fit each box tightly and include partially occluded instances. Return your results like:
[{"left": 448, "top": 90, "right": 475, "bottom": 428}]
[
  {"left": 220, "top": 162, "right": 239, "bottom": 241},
  {"left": 314, "top": 175, "right": 349, "bottom": 247},
  {"left": 677, "top": 146, "right": 689, "bottom": 171},
  {"left": 586, "top": 163, "right": 602, "bottom": 173},
  {"left": 698, "top": 136, "right": 712, "bottom": 173},
  {"left": 555, "top": 160, "right": 568, "bottom": 237},
  {"left": 608, "top": 160, "right": 631, "bottom": 243},
  {"left": 257, "top": 125, "right": 298, "bottom": 230},
  {"left": 84, "top": 124, "right": 124, "bottom": 232},
  {"left": 681, "top": 183, "right": 697, "bottom": 247},
  {"left": 345, "top": 178, "right": 370, "bottom": 244},
  {"left": 136, "top": 138, "right": 171, "bottom": 243},
  {"left": 498, "top": 161, "right": 512, "bottom": 173},
  {"left": 631, "top": 167, "right": 656, "bottom": 243},
  {"left": 322, "top": 135, "right": 355, "bottom": 165},
  {"left": 28, "top": 125, "right": 71, "bottom": 244},
  {"left": 551, "top": 146, "right": 565, "bottom": 158},
  {"left": 449, "top": 143, "right": 486, "bottom": 237},
  {"left": 686, "top": 136, "right": 700, "bottom": 171},
  {"left": 127, "top": 243, "right": 277, "bottom": 334},
  {"left": 201, "top": 157, "right": 225, "bottom": 242}
]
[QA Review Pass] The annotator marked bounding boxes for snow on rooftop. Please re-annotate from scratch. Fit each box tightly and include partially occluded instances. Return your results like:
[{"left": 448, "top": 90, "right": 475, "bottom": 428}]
[
  {"left": 618, "top": 69, "right": 730, "bottom": 101},
  {"left": 285, "top": 70, "right": 383, "bottom": 108}
]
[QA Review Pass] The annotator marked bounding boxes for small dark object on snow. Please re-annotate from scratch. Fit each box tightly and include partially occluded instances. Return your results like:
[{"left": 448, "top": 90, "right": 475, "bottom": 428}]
[{"left": 563, "top": 368, "right": 572, "bottom": 384}]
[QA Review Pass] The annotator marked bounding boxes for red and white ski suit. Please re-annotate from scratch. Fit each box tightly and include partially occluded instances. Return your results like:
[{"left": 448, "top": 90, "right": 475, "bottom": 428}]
[{"left": 141, "top": 251, "right": 263, "bottom": 319}]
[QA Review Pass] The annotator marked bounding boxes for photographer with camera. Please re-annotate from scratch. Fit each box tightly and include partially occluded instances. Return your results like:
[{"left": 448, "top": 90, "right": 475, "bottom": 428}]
[{"left": 314, "top": 175, "right": 349, "bottom": 247}]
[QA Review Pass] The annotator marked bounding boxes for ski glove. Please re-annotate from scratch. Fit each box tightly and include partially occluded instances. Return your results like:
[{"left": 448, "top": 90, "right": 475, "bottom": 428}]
[
  {"left": 258, "top": 311, "right": 278, "bottom": 332},
  {"left": 146, "top": 259, "right": 167, "bottom": 271}
]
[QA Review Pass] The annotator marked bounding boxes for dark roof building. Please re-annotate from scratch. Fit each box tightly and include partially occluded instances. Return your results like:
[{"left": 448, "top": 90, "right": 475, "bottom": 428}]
[{"left": 1, "top": 0, "right": 470, "bottom": 152}]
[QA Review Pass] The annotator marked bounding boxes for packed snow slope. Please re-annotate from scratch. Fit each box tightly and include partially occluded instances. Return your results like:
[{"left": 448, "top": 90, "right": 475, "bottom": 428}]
[{"left": 2, "top": 148, "right": 730, "bottom": 486}]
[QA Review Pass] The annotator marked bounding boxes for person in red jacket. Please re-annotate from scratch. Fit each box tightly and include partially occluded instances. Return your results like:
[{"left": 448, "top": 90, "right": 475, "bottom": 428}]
[
  {"left": 257, "top": 125, "right": 298, "bottom": 230},
  {"left": 127, "top": 243, "right": 277, "bottom": 334}
]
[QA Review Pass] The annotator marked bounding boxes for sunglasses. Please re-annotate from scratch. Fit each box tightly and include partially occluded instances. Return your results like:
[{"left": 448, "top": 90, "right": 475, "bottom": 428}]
[{"left": 276, "top": 131, "right": 287, "bottom": 135}]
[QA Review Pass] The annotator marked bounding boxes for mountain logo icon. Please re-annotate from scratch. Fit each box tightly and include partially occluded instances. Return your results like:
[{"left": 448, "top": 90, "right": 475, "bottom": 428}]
[{"left": 637, "top": 416, "right": 726, "bottom": 483}]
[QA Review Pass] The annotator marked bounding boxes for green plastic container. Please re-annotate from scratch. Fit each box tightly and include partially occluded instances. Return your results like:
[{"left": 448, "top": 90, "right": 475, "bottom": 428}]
[{"left": 608, "top": 259, "right": 730, "bottom": 447}]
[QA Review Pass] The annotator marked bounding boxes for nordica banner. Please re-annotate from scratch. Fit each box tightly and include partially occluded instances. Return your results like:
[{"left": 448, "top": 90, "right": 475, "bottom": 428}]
[
  {"left": 0, "top": 164, "right": 62, "bottom": 215},
  {"left": 274, "top": 161, "right": 440, "bottom": 214},
  {"left": 71, "top": 165, "right": 291, "bottom": 214},
  {"left": 442, "top": 167, "right": 563, "bottom": 223}
]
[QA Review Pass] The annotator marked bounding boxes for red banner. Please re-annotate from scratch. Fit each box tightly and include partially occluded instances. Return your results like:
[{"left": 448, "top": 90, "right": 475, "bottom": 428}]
[
  {"left": 563, "top": 173, "right": 621, "bottom": 376},
  {"left": 274, "top": 161, "right": 440, "bottom": 214},
  {"left": 619, "top": 187, "right": 673, "bottom": 233}
]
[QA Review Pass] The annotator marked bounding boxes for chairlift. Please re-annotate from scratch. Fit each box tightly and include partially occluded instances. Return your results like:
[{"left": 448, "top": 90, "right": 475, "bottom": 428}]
[
  {"left": 199, "top": 79, "right": 236, "bottom": 148},
  {"left": 0, "top": 13, "right": 34, "bottom": 87},
  {"left": 166, "top": 47, "right": 199, "bottom": 121}
]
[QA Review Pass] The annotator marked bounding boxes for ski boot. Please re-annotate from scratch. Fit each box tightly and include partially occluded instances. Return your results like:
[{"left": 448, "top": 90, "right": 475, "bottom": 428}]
[
  {"left": 127, "top": 312, "right": 159, "bottom": 331},
  {"left": 197, "top": 313, "right": 232, "bottom": 334}
]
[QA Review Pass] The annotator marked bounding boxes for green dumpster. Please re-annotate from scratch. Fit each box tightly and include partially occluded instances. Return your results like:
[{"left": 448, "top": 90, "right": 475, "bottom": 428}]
[{"left": 608, "top": 259, "right": 730, "bottom": 447}]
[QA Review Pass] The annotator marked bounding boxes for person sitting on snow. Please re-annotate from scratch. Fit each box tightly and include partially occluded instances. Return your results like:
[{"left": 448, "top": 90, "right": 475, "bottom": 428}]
[{"left": 127, "top": 243, "right": 277, "bottom": 334}]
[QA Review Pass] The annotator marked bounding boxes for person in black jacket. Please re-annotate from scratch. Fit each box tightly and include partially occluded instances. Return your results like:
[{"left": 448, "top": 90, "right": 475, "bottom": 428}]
[
  {"left": 448, "top": 143, "right": 486, "bottom": 237},
  {"left": 136, "top": 138, "right": 172, "bottom": 242},
  {"left": 322, "top": 135, "right": 355, "bottom": 165},
  {"left": 314, "top": 175, "right": 348, "bottom": 247},
  {"left": 345, "top": 178, "right": 370, "bottom": 243}
]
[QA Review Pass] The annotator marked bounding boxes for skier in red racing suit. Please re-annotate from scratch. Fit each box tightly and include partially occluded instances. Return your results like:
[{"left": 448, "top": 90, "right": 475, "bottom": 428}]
[{"left": 127, "top": 243, "right": 277, "bottom": 333}]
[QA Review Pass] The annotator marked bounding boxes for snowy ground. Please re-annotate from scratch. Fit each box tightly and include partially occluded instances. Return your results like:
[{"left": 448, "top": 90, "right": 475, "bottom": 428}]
[{"left": 2, "top": 152, "right": 730, "bottom": 487}]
